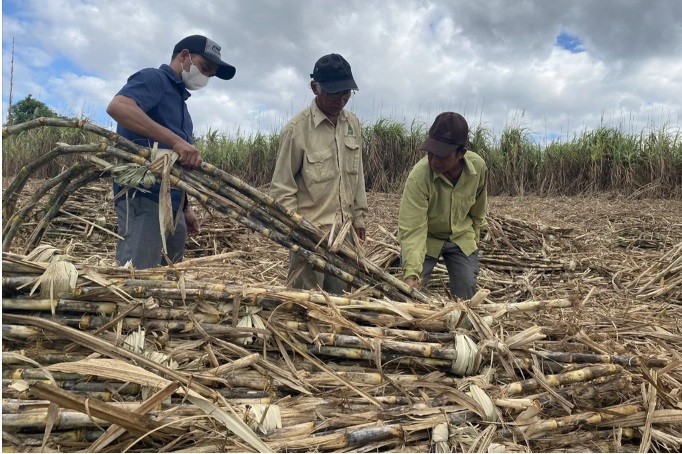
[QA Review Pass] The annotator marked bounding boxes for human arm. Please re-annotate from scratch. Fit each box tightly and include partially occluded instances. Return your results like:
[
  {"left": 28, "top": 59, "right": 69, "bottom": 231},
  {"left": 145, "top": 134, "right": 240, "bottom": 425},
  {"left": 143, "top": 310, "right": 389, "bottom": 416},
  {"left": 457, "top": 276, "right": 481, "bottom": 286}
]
[
  {"left": 397, "top": 174, "right": 430, "bottom": 281},
  {"left": 107, "top": 95, "right": 202, "bottom": 168},
  {"left": 353, "top": 125, "right": 368, "bottom": 240},
  {"left": 469, "top": 166, "right": 488, "bottom": 244},
  {"left": 269, "top": 126, "right": 302, "bottom": 212}
]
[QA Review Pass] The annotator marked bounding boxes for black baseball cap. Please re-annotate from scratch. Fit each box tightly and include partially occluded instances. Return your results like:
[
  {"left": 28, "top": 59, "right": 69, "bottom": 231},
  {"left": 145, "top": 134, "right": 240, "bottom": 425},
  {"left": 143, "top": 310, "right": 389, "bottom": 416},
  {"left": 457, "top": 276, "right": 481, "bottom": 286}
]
[
  {"left": 310, "top": 53, "right": 359, "bottom": 93},
  {"left": 173, "top": 35, "right": 236, "bottom": 80},
  {"left": 420, "top": 112, "right": 469, "bottom": 157}
]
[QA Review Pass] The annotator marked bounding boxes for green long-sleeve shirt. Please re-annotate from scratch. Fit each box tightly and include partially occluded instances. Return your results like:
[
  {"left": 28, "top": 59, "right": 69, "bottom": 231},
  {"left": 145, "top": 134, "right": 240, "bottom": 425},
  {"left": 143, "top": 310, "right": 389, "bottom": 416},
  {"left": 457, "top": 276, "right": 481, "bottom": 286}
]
[{"left": 398, "top": 152, "right": 488, "bottom": 280}]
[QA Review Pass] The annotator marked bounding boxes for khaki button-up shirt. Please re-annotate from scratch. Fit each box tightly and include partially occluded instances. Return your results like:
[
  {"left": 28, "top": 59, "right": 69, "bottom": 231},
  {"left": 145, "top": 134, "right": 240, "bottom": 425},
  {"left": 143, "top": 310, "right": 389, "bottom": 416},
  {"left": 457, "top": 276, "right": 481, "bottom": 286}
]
[
  {"left": 398, "top": 152, "right": 488, "bottom": 280},
  {"left": 270, "top": 100, "right": 367, "bottom": 229}
]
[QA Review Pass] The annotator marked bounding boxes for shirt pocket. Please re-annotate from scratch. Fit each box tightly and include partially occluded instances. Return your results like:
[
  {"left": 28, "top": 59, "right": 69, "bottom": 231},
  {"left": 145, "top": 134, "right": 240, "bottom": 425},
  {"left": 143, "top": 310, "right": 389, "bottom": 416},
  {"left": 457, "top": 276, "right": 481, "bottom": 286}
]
[
  {"left": 451, "top": 194, "right": 476, "bottom": 223},
  {"left": 343, "top": 137, "right": 361, "bottom": 174},
  {"left": 303, "top": 148, "right": 335, "bottom": 184}
]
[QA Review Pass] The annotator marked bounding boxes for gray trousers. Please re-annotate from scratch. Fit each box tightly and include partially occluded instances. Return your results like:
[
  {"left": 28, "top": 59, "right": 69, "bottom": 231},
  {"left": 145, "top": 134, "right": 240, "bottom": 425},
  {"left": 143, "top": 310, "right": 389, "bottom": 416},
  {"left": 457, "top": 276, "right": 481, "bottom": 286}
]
[
  {"left": 421, "top": 242, "right": 479, "bottom": 300},
  {"left": 287, "top": 252, "right": 349, "bottom": 295},
  {"left": 115, "top": 196, "right": 187, "bottom": 269}
]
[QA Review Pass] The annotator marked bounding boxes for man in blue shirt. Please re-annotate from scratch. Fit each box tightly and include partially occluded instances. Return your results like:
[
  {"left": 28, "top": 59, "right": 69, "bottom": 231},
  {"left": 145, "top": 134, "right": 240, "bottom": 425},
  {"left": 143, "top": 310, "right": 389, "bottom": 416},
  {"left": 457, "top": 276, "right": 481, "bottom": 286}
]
[{"left": 107, "top": 35, "right": 236, "bottom": 269}]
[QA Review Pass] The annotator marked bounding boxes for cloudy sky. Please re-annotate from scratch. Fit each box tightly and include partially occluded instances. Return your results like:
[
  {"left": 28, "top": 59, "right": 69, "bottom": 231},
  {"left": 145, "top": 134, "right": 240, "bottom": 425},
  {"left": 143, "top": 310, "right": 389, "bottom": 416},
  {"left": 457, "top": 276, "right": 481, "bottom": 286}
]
[{"left": 2, "top": 0, "right": 681, "bottom": 142}]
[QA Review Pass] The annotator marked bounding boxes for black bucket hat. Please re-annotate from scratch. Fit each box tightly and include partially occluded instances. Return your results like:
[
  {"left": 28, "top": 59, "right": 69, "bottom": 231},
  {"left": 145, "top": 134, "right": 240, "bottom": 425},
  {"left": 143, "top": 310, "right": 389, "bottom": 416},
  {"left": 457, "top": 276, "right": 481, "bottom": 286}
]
[
  {"left": 310, "top": 53, "right": 359, "bottom": 93},
  {"left": 420, "top": 112, "right": 469, "bottom": 157},
  {"left": 173, "top": 35, "right": 236, "bottom": 80}
]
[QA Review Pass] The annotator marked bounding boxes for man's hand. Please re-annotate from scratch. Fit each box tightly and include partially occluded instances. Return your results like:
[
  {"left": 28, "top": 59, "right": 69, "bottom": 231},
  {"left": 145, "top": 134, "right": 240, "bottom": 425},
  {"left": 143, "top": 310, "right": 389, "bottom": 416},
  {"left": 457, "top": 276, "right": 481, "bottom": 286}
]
[
  {"left": 404, "top": 276, "right": 420, "bottom": 289},
  {"left": 184, "top": 206, "right": 201, "bottom": 236},
  {"left": 354, "top": 227, "right": 366, "bottom": 241},
  {"left": 106, "top": 95, "right": 203, "bottom": 169},
  {"left": 173, "top": 140, "right": 202, "bottom": 169}
]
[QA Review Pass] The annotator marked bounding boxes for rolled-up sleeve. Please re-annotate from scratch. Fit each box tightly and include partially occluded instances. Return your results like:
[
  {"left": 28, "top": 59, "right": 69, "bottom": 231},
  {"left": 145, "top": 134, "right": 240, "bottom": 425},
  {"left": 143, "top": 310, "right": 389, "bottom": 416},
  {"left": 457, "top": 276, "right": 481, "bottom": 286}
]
[
  {"left": 398, "top": 176, "right": 429, "bottom": 279},
  {"left": 269, "top": 125, "right": 301, "bottom": 213},
  {"left": 353, "top": 128, "right": 368, "bottom": 228},
  {"left": 470, "top": 166, "right": 488, "bottom": 243}
]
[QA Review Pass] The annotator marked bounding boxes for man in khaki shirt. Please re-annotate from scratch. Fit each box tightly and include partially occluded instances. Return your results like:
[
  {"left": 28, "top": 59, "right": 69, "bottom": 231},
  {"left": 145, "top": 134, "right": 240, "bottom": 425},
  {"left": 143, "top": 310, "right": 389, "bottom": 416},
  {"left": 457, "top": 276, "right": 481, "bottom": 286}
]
[
  {"left": 270, "top": 54, "right": 368, "bottom": 294},
  {"left": 398, "top": 112, "right": 488, "bottom": 300}
]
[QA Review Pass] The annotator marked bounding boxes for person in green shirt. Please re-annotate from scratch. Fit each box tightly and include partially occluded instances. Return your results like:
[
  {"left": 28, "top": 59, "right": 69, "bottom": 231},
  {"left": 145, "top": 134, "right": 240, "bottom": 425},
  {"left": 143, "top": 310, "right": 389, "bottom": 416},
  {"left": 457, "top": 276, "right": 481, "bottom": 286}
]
[{"left": 398, "top": 112, "right": 488, "bottom": 300}]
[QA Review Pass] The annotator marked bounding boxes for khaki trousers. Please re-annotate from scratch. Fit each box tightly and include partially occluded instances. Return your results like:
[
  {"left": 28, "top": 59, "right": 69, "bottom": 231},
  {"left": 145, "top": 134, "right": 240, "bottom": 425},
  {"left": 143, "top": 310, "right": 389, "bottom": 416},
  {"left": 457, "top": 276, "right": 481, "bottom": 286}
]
[{"left": 287, "top": 252, "right": 349, "bottom": 295}]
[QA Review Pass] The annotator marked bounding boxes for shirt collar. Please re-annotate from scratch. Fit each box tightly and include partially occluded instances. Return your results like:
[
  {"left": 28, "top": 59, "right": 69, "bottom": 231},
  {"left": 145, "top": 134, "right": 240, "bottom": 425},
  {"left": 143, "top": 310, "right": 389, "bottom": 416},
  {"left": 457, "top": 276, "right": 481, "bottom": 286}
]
[
  {"left": 310, "top": 99, "right": 346, "bottom": 127},
  {"left": 430, "top": 152, "right": 479, "bottom": 183},
  {"left": 160, "top": 64, "right": 191, "bottom": 100}
]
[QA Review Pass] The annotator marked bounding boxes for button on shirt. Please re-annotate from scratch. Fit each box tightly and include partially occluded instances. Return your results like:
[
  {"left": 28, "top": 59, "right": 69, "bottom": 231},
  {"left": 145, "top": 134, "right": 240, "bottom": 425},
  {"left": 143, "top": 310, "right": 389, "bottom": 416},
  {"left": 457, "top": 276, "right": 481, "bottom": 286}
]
[
  {"left": 112, "top": 64, "right": 191, "bottom": 211},
  {"left": 398, "top": 152, "right": 488, "bottom": 280},
  {"left": 270, "top": 100, "right": 368, "bottom": 229}
]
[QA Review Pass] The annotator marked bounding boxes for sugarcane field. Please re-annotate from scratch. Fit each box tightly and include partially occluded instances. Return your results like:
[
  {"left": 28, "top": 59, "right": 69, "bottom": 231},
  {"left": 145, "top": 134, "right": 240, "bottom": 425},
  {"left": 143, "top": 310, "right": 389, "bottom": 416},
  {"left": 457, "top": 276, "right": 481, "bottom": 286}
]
[{"left": 1, "top": 117, "right": 682, "bottom": 453}]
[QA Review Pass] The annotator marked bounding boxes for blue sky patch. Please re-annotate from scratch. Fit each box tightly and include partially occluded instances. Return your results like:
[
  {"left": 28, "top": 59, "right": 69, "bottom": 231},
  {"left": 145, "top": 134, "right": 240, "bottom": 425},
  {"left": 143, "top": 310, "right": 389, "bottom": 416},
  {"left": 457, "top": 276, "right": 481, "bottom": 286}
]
[{"left": 556, "top": 31, "right": 585, "bottom": 53}]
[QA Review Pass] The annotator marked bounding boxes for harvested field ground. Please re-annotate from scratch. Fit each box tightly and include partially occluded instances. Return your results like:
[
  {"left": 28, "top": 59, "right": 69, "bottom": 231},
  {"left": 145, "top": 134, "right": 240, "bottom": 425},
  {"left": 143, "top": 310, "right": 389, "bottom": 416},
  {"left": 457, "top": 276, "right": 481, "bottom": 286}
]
[{"left": 2, "top": 179, "right": 682, "bottom": 452}]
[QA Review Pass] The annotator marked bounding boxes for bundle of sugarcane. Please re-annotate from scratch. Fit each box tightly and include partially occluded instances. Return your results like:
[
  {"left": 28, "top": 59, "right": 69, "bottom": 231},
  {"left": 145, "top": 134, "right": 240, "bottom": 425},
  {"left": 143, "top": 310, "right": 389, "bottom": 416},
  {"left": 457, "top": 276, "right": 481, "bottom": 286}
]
[
  {"left": 5, "top": 247, "right": 682, "bottom": 452},
  {"left": 2, "top": 117, "right": 426, "bottom": 302},
  {"left": 3, "top": 328, "right": 680, "bottom": 451},
  {"left": 5, "top": 343, "right": 677, "bottom": 453},
  {"left": 2, "top": 249, "right": 581, "bottom": 372}
]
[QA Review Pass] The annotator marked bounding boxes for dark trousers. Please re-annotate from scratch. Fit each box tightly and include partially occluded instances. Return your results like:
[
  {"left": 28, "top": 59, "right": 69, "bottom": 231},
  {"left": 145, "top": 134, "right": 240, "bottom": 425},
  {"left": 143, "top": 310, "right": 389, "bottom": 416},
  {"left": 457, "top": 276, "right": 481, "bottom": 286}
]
[
  {"left": 421, "top": 242, "right": 479, "bottom": 300},
  {"left": 115, "top": 196, "right": 187, "bottom": 269}
]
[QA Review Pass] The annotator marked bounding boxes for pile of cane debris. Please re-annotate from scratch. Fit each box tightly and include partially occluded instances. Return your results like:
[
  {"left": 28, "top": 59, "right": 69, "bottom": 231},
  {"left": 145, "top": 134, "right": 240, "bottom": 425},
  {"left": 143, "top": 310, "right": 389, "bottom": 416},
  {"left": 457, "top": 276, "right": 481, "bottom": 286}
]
[{"left": 2, "top": 119, "right": 681, "bottom": 452}]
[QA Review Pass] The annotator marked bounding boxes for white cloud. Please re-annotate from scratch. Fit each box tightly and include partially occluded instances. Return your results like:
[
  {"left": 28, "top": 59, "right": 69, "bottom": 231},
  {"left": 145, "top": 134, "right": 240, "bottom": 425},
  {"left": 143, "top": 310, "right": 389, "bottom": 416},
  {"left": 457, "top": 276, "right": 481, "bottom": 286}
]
[{"left": 2, "top": 0, "right": 681, "bottom": 142}]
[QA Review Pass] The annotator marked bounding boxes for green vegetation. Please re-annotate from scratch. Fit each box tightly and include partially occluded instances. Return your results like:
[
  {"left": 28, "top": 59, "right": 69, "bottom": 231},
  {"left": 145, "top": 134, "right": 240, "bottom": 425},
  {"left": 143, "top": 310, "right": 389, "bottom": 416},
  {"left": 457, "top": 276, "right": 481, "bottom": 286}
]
[
  {"left": 6, "top": 95, "right": 59, "bottom": 125},
  {"left": 3, "top": 117, "right": 681, "bottom": 198}
]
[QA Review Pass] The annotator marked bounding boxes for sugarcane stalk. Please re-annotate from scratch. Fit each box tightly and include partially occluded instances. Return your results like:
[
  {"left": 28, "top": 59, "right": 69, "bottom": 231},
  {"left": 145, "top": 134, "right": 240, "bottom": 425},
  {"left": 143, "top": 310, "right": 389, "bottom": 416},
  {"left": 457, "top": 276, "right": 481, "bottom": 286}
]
[
  {"left": 1, "top": 410, "right": 113, "bottom": 432},
  {"left": 186, "top": 164, "right": 427, "bottom": 302},
  {"left": 11, "top": 311, "right": 267, "bottom": 342},
  {"left": 308, "top": 345, "right": 471, "bottom": 373},
  {"left": 2, "top": 142, "right": 106, "bottom": 218},
  {"left": 3, "top": 324, "right": 57, "bottom": 341},
  {"left": 281, "top": 320, "right": 459, "bottom": 343},
  {"left": 87, "top": 381, "right": 180, "bottom": 452},
  {"left": 3, "top": 368, "right": 83, "bottom": 381},
  {"left": 3, "top": 160, "right": 97, "bottom": 249},
  {"left": 5, "top": 120, "right": 421, "bottom": 301},
  {"left": 2, "top": 429, "right": 106, "bottom": 447},
  {"left": 497, "top": 404, "right": 642, "bottom": 439},
  {"left": 527, "top": 349, "right": 667, "bottom": 368},
  {"left": 499, "top": 364, "right": 623, "bottom": 396},
  {"left": 3, "top": 299, "right": 225, "bottom": 325},
  {"left": 111, "top": 282, "right": 433, "bottom": 319},
  {"left": 2, "top": 350, "right": 89, "bottom": 366},
  {"left": 3, "top": 148, "right": 90, "bottom": 235},
  {"left": 23, "top": 169, "right": 104, "bottom": 253},
  {"left": 3, "top": 313, "right": 223, "bottom": 401},
  {"left": 99, "top": 145, "right": 422, "bottom": 301},
  {"left": 3, "top": 275, "right": 41, "bottom": 290},
  {"left": 311, "top": 332, "right": 475, "bottom": 361},
  {"left": 3, "top": 377, "right": 142, "bottom": 398},
  {"left": 533, "top": 428, "right": 637, "bottom": 451},
  {"left": 88, "top": 148, "right": 385, "bottom": 297}
]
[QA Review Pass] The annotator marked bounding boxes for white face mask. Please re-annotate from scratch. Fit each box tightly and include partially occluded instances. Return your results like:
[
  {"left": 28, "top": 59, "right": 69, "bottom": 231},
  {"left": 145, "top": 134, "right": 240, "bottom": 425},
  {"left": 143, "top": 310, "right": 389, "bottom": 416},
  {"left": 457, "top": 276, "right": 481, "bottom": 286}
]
[{"left": 181, "top": 55, "right": 209, "bottom": 90}]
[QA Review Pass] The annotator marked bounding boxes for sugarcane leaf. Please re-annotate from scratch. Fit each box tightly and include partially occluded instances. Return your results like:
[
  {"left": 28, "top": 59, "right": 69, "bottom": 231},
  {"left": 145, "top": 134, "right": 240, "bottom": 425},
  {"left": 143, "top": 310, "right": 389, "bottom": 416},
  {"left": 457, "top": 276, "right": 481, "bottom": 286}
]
[
  {"left": 178, "top": 273, "right": 187, "bottom": 303},
  {"left": 185, "top": 394, "right": 272, "bottom": 453},
  {"left": 47, "top": 358, "right": 179, "bottom": 392},
  {"left": 42, "top": 402, "right": 59, "bottom": 450},
  {"left": 25, "top": 244, "right": 62, "bottom": 263},
  {"left": 240, "top": 404, "right": 282, "bottom": 434}
]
